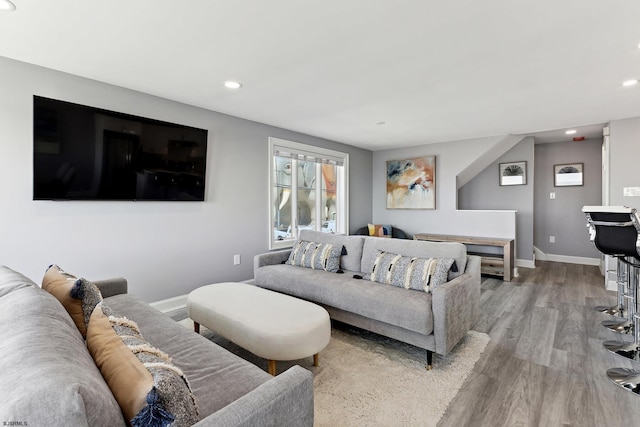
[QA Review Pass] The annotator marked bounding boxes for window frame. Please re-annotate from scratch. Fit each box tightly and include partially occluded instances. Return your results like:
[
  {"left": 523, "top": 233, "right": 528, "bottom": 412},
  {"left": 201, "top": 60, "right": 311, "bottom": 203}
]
[{"left": 268, "top": 137, "right": 349, "bottom": 250}]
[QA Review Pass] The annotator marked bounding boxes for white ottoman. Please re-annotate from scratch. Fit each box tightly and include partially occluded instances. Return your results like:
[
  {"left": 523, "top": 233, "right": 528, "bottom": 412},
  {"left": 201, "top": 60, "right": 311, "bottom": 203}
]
[{"left": 187, "top": 282, "right": 331, "bottom": 375}]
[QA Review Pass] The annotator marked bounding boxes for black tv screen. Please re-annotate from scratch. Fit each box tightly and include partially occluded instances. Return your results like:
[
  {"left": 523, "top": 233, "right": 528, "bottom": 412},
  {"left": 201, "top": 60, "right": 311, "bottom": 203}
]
[{"left": 33, "top": 96, "right": 208, "bottom": 201}]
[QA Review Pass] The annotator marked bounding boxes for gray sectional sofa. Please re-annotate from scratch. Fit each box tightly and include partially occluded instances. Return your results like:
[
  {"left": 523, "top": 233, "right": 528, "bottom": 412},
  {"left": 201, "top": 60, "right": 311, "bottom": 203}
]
[
  {"left": 0, "top": 265, "right": 313, "bottom": 427},
  {"left": 254, "top": 230, "right": 481, "bottom": 367}
]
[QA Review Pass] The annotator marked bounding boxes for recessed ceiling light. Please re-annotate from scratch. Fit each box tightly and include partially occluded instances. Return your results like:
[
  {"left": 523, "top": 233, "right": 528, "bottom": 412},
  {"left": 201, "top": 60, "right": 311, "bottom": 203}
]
[
  {"left": 224, "top": 81, "right": 242, "bottom": 89},
  {"left": 622, "top": 79, "right": 638, "bottom": 87},
  {"left": 565, "top": 129, "right": 577, "bottom": 135},
  {"left": 0, "top": 0, "right": 16, "bottom": 11}
]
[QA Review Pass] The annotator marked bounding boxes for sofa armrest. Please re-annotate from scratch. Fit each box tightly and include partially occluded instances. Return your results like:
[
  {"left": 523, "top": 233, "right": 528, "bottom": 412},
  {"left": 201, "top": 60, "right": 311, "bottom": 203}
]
[
  {"left": 93, "top": 278, "right": 128, "bottom": 298},
  {"left": 193, "top": 365, "right": 314, "bottom": 427},
  {"left": 254, "top": 249, "right": 292, "bottom": 270},
  {"left": 431, "top": 254, "right": 481, "bottom": 355}
]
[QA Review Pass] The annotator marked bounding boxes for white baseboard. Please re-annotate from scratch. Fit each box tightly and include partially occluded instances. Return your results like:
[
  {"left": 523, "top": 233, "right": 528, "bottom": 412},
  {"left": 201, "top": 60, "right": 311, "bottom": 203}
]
[
  {"left": 150, "top": 294, "right": 188, "bottom": 314},
  {"left": 532, "top": 246, "right": 600, "bottom": 266},
  {"left": 150, "top": 279, "right": 255, "bottom": 314},
  {"left": 545, "top": 254, "right": 600, "bottom": 266},
  {"left": 517, "top": 259, "right": 536, "bottom": 269}
]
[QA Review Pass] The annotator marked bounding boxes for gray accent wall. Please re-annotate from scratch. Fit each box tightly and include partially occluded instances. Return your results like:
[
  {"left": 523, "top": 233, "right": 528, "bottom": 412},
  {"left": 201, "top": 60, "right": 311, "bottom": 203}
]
[
  {"left": 458, "top": 137, "right": 535, "bottom": 261},
  {"left": 533, "top": 139, "right": 602, "bottom": 258},
  {"left": 0, "top": 56, "right": 372, "bottom": 302}
]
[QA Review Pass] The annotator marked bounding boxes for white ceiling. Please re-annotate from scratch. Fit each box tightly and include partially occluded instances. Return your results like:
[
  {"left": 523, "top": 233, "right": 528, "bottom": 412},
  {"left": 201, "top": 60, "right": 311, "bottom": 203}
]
[{"left": 1, "top": 1, "right": 638, "bottom": 150}]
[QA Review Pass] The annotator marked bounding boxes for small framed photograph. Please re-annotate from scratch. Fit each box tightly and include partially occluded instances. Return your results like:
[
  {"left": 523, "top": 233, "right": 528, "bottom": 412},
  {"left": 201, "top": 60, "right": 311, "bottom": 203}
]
[
  {"left": 554, "top": 163, "right": 583, "bottom": 187},
  {"left": 499, "top": 161, "right": 527, "bottom": 186}
]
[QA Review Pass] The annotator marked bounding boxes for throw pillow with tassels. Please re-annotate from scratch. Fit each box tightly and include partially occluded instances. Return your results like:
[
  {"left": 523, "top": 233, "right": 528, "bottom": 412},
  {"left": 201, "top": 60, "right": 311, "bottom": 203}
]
[{"left": 87, "top": 303, "right": 199, "bottom": 427}]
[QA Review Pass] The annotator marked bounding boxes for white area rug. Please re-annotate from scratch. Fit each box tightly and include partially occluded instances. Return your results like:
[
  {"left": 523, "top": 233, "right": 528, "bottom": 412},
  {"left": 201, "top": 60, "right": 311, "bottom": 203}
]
[{"left": 179, "top": 319, "right": 490, "bottom": 426}]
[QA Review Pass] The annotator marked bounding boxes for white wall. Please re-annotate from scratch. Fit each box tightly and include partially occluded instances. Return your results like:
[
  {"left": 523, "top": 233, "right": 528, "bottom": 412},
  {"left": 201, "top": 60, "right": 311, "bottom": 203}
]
[
  {"left": 0, "top": 57, "right": 372, "bottom": 302},
  {"left": 609, "top": 117, "right": 640, "bottom": 209},
  {"left": 372, "top": 137, "right": 516, "bottom": 242},
  {"left": 604, "top": 118, "right": 640, "bottom": 288}
]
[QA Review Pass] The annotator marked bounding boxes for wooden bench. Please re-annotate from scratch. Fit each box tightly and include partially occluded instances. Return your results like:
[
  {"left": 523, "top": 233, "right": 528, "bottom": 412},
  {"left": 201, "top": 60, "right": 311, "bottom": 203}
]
[{"left": 414, "top": 233, "right": 515, "bottom": 281}]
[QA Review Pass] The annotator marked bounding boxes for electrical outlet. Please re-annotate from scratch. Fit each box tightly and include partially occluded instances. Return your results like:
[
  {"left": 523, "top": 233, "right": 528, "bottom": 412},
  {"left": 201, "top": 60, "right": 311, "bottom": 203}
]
[
  {"left": 549, "top": 236, "right": 555, "bottom": 243},
  {"left": 550, "top": 192, "right": 556, "bottom": 199},
  {"left": 233, "top": 254, "right": 241, "bottom": 265},
  {"left": 624, "top": 187, "right": 640, "bottom": 197}
]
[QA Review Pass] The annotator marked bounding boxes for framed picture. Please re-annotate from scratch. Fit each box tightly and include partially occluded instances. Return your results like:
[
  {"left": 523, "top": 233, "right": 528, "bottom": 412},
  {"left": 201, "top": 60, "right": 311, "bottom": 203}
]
[
  {"left": 499, "top": 161, "right": 527, "bottom": 186},
  {"left": 386, "top": 156, "right": 436, "bottom": 209},
  {"left": 554, "top": 163, "right": 584, "bottom": 187}
]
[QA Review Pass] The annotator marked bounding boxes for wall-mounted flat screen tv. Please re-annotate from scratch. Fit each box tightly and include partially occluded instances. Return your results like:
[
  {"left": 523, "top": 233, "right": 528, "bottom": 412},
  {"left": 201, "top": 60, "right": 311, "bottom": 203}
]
[{"left": 33, "top": 95, "right": 208, "bottom": 201}]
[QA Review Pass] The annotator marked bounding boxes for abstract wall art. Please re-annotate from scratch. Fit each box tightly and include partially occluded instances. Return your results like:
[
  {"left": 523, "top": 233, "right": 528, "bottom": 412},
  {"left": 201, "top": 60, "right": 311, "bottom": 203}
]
[{"left": 386, "top": 156, "right": 436, "bottom": 209}]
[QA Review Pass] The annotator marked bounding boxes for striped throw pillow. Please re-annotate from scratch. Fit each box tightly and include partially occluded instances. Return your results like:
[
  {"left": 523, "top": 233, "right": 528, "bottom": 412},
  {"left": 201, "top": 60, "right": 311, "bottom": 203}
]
[
  {"left": 366, "top": 250, "right": 455, "bottom": 293},
  {"left": 87, "top": 303, "right": 199, "bottom": 427},
  {"left": 286, "top": 240, "right": 343, "bottom": 273}
]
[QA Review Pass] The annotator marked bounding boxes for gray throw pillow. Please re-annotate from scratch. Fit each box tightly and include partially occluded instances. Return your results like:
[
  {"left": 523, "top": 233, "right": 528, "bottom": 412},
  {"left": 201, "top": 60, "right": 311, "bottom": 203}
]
[
  {"left": 286, "top": 240, "right": 343, "bottom": 273},
  {"left": 365, "top": 250, "right": 455, "bottom": 293}
]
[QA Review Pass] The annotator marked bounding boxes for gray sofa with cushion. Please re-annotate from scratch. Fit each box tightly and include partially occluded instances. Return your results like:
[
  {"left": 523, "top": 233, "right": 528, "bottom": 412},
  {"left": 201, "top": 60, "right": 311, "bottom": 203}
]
[
  {"left": 254, "top": 230, "right": 481, "bottom": 367},
  {"left": 0, "top": 265, "right": 313, "bottom": 426}
]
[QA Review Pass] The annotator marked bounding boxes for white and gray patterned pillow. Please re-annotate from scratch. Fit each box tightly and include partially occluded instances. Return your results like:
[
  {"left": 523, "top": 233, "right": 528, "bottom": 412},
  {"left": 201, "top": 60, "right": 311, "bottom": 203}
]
[
  {"left": 286, "top": 240, "right": 343, "bottom": 273},
  {"left": 87, "top": 303, "right": 199, "bottom": 427},
  {"left": 365, "top": 250, "right": 455, "bottom": 293}
]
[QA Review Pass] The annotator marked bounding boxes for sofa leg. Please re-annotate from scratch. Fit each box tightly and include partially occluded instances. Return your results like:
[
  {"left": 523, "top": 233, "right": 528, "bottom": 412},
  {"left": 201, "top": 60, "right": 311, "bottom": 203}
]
[{"left": 426, "top": 350, "right": 433, "bottom": 370}]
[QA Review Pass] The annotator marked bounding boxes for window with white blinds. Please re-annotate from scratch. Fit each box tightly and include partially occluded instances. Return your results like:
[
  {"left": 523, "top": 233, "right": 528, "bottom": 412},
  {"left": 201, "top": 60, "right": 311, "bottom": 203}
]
[{"left": 268, "top": 137, "right": 349, "bottom": 249}]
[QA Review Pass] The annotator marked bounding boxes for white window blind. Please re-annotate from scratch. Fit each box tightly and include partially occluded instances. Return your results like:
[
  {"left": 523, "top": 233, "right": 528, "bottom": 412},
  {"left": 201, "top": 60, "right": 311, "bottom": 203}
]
[{"left": 268, "top": 137, "right": 349, "bottom": 250}]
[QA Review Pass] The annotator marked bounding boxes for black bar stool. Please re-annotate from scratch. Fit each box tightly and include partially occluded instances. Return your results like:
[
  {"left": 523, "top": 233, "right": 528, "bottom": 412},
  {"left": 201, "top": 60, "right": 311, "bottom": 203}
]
[
  {"left": 583, "top": 206, "right": 639, "bottom": 334},
  {"left": 594, "top": 259, "right": 627, "bottom": 317},
  {"left": 600, "top": 257, "right": 634, "bottom": 334},
  {"left": 583, "top": 205, "right": 640, "bottom": 394}
]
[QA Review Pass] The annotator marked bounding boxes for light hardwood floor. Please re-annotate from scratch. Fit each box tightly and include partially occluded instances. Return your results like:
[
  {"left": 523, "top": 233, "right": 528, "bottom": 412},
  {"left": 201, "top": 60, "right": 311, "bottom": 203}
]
[{"left": 439, "top": 261, "right": 640, "bottom": 427}]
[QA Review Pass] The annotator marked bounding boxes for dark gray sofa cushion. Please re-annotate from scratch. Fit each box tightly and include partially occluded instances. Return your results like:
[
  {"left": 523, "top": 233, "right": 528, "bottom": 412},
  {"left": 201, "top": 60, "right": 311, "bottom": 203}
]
[
  {"left": 105, "top": 293, "right": 274, "bottom": 419},
  {"left": 299, "top": 230, "right": 365, "bottom": 272},
  {"left": 0, "top": 267, "right": 125, "bottom": 426},
  {"left": 254, "top": 264, "right": 434, "bottom": 335}
]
